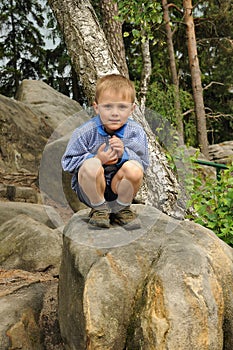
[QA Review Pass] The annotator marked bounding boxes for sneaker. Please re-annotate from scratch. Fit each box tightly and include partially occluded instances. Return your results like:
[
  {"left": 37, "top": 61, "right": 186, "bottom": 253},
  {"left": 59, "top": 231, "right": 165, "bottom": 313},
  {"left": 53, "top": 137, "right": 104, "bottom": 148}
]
[
  {"left": 111, "top": 206, "right": 141, "bottom": 230},
  {"left": 88, "top": 208, "right": 110, "bottom": 229}
]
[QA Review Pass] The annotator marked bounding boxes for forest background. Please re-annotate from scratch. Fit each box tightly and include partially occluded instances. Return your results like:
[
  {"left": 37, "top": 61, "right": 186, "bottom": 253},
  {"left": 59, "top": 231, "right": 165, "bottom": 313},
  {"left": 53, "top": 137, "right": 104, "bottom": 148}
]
[{"left": 1, "top": 0, "right": 232, "bottom": 148}]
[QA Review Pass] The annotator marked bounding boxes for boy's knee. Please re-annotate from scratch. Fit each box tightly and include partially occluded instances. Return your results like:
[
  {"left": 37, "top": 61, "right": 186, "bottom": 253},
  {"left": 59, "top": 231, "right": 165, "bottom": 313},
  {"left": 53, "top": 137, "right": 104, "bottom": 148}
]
[
  {"left": 79, "top": 158, "right": 103, "bottom": 179},
  {"left": 121, "top": 160, "right": 143, "bottom": 179}
]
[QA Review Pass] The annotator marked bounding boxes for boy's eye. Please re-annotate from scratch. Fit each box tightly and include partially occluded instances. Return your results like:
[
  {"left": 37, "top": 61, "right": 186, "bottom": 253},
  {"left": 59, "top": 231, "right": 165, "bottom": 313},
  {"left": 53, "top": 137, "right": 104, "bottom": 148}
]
[
  {"left": 103, "top": 104, "right": 112, "bottom": 110},
  {"left": 119, "top": 104, "right": 128, "bottom": 110}
]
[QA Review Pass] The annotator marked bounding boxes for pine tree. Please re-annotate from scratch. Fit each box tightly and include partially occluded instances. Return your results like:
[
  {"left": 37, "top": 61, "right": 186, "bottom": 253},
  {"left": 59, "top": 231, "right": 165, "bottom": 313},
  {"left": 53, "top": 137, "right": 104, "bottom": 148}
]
[
  {"left": 39, "top": 1, "right": 85, "bottom": 102},
  {"left": 0, "top": 0, "right": 45, "bottom": 96}
]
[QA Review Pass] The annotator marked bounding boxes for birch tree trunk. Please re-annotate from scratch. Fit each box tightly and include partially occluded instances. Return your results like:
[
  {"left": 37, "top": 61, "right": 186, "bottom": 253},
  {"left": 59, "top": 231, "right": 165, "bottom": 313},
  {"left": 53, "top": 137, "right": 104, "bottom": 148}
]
[
  {"left": 139, "top": 37, "right": 152, "bottom": 115},
  {"left": 48, "top": 0, "right": 186, "bottom": 218},
  {"left": 162, "top": 0, "right": 184, "bottom": 145},
  {"left": 100, "top": 0, "right": 129, "bottom": 78},
  {"left": 48, "top": 0, "right": 119, "bottom": 101},
  {"left": 183, "top": 0, "right": 209, "bottom": 158}
]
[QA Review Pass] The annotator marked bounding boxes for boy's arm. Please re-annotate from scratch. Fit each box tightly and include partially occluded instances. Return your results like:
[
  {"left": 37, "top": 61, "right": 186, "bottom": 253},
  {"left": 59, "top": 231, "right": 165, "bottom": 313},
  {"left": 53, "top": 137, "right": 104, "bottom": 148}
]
[
  {"left": 121, "top": 124, "right": 149, "bottom": 171},
  {"left": 61, "top": 129, "right": 95, "bottom": 173},
  {"left": 62, "top": 143, "right": 93, "bottom": 174}
]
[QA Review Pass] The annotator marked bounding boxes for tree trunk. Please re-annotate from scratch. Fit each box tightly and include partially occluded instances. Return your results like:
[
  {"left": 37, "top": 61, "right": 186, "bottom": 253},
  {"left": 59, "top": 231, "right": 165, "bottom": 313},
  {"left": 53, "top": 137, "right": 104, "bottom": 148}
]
[
  {"left": 139, "top": 37, "right": 152, "bottom": 115},
  {"left": 100, "top": 0, "right": 129, "bottom": 77},
  {"left": 71, "top": 66, "right": 81, "bottom": 102},
  {"left": 162, "top": 0, "right": 184, "bottom": 145},
  {"left": 183, "top": 0, "right": 209, "bottom": 158},
  {"left": 48, "top": 0, "right": 186, "bottom": 219},
  {"left": 47, "top": 0, "right": 119, "bottom": 101}
]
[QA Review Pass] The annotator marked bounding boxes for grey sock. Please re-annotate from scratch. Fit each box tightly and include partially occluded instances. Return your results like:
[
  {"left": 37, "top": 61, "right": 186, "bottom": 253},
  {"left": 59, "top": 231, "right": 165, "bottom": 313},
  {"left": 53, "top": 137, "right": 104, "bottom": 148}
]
[
  {"left": 110, "top": 200, "right": 131, "bottom": 214},
  {"left": 91, "top": 201, "right": 109, "bottom": 211}
]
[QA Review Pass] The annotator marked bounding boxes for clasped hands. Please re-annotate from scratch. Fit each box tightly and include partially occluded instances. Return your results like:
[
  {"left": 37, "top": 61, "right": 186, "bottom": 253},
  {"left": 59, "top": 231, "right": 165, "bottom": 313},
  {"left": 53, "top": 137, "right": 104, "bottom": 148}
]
[{"left": 95, "top": 135, "right": 124, "bottom": 165}]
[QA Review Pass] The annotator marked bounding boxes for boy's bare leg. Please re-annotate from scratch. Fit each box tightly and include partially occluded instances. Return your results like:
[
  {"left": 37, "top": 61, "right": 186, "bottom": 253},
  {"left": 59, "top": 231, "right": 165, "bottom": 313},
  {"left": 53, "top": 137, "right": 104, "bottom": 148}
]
[
  {"left": 78, "top": 158, "right": 110, "bottom": 228},
  {"left": 111, "top": 160, "right": 143, "bottom": 205},
  {"left": 110, "top": 160, "right": 143, "bottom": 228},
  {"left": 78, "top": 158, "right": 106, "bottom": 206}
]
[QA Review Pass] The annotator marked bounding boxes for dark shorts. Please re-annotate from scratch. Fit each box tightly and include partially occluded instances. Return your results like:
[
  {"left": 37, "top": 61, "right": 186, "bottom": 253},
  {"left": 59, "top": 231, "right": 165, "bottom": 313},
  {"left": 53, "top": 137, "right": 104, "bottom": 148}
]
[{"left": 76, "top": 164, "right": 119, "bottom": 207}]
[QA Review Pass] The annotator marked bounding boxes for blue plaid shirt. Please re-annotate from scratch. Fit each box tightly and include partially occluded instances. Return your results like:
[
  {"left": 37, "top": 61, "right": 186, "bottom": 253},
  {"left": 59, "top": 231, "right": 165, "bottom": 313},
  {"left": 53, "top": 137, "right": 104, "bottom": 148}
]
[{"left": 61, "top": 115, "right": 149, "bottom": 191}]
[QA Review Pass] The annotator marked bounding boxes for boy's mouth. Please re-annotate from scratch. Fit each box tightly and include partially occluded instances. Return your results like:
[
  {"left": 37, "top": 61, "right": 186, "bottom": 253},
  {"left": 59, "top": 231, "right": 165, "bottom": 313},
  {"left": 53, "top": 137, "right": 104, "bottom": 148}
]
[{"left": 109, "top": 119, "right": 120, "bottom": 123}]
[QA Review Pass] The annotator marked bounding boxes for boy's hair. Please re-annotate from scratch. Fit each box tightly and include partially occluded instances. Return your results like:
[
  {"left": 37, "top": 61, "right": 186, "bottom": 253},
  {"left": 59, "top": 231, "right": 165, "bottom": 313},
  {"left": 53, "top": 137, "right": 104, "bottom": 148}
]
[{"left": 95, "top": 74, "right": 136, "bottom": 103}]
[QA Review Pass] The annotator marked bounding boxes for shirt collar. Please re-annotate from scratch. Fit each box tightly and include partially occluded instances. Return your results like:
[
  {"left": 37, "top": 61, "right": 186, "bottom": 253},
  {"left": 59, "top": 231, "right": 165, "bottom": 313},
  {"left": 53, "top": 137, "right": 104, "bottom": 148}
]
[{"left": 95, "top": 115, "right": 127, "bottom": 138}]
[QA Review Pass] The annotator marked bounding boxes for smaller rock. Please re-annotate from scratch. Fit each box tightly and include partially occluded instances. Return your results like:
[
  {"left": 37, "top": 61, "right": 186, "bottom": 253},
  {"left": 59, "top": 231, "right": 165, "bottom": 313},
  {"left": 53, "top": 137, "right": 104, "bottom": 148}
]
[
  {"left": 0, "top": 214, "right": 62, "bottom": 273},
  {"left": 209, "top": 141, "right": 233, "bottom": 164},
  {"left": 0, "top": 269, "right": 50, "bottom": 350},
  {"left": 0, "top": 201, "right": 63, "bottom": 228}
]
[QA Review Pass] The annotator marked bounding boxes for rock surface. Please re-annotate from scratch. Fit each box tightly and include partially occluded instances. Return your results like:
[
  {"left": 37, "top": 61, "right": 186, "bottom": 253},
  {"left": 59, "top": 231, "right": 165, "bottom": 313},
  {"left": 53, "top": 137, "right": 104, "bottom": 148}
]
[
  {"left": 15, "top": 79, "right": 83, "bottom": 132},
  {"left": 39, "top": 113, "right": 89, "bottom": 207},
  {"left": 59, "top": 204, "right": 233, "bottom": 350},
  {"left": 0, "top": 214, "right": 62, "bottom": 273},
  {"left": 209, "top": 141, "right": 233, "bottom": 164},
  {"left": 0, "top": 94, "right": 52, "bottom": 174},
  {"left": 0, "top": 79, "right": 84, "bottom": 210},
  {"left": 0, "top": 201, "right": 63, "bottom": 228},
  {"left": 0, "top": 200, "right": 64, "bottom": 349},
  {"left": 0, "top": 79, "right": 75, "bottom": 348}
]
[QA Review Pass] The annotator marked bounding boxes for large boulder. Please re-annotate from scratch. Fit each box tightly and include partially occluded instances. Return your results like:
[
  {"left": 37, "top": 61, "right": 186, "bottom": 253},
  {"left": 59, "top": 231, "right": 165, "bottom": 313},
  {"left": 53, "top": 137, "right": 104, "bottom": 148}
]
[{"left": 58, "top": 205, "right": 233, "bottom": 350}]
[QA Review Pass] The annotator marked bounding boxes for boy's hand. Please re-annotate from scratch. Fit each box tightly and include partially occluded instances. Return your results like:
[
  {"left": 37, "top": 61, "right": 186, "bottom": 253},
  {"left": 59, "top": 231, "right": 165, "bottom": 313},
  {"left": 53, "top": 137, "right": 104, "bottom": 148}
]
[
  {"left": 109, "top": 135, "right": 124, "bottom": 158},
  {"left": 95, "top": 143, "right": 118, "bottom": 165}
]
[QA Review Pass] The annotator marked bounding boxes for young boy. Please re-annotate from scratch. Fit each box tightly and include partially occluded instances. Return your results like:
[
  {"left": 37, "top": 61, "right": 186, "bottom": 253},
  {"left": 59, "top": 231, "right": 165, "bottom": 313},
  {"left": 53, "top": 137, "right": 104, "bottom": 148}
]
[{"left": 61, "top": 74, "right": 149, "bottom": 229}]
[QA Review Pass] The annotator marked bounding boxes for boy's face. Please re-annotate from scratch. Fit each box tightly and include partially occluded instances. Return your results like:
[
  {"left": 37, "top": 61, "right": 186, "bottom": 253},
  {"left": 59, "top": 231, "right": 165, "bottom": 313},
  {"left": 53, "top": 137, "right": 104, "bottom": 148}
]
[{"left": 93, "top": 90, "right": 135, "bottom": 134}]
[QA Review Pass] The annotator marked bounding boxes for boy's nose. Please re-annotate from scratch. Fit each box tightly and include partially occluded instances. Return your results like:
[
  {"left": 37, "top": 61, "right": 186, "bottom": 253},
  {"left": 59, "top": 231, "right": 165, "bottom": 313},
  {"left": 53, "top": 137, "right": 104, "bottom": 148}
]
[{"left": 111, "top": 106, "right": 119, "bottom": 115}]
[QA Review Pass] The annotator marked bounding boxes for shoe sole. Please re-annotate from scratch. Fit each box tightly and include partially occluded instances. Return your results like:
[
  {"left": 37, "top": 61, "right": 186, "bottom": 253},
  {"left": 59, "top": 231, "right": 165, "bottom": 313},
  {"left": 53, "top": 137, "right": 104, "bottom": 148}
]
[
  {"left": 88, "top": 220, "right": 110, "bottom": 229},
  {"left": 112, "top": 217, "right": 141, "bottom": 230}
]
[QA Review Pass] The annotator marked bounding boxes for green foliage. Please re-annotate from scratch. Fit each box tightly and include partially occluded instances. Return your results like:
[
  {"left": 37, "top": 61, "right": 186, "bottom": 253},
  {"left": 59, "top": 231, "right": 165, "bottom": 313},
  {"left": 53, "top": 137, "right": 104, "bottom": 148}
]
[
  {"left": 146, "top": 82, "right": 193, "bottom": 123},
  {"left": 196, "top": 3, "right": 233, "bottom": 143},
  {"left": 0, "top": 0, "right": 79, "bottom": 100},
  {"left": 115, "top": 0, "right": 163, "bottom": 44},
  {"left": 145, "top": 82, "right": 197, "bottom": 146},
  {"left": 0, "top": 0, "right": 45, "bottom": 96},
  {"left": 43, "top": 41, "right": 71, "bottom": 95},
  {"left": 175, "top": 0, "right": 233, "bottom": 143},
  {"left": 186, "top": 162, "right": 233, "bottom": 246}
]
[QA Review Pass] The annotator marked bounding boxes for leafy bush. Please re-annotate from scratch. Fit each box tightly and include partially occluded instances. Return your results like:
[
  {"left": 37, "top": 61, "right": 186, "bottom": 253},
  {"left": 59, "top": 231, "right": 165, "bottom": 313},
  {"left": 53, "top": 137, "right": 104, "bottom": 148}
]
[
  {"left": 145, "top": 82, "right": 197, "bottom": 146},
  {"left": 186, "top": 162, "right": 233, "bottom": 246}
]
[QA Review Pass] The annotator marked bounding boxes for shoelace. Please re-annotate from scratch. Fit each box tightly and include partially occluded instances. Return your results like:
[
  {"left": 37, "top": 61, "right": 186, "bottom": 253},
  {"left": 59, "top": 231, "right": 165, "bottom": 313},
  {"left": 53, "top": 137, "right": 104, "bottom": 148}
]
[
  {"left": 92, "top": 210, "right": 109, "bottom": 217},
  {"left": 118, "top": 209, "right": 134, "bottom": 217}
]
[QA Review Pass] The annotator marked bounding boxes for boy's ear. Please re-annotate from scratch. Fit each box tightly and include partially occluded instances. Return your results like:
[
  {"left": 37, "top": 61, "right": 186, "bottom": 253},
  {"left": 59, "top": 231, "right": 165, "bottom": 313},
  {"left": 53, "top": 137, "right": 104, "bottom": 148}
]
[
  {"left": 93, "top": 101, "right": 99, "bottom": 114},
  {"left": 131, "top": 103, "right": 136, "bottom": 113}
]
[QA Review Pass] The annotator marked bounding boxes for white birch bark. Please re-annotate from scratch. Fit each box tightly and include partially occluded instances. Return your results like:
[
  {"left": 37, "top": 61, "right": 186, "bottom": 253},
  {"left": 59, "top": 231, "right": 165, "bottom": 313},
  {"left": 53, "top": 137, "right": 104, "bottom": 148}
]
[{"left": 139, "top": 38, "right": 152, "bottom": 115}]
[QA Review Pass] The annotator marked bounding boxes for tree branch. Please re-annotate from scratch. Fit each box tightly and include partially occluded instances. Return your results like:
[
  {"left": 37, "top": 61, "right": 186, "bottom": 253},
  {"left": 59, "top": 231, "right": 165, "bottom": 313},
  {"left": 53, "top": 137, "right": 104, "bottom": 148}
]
[
  {"left": 203, "top": 81, "right": 224, "bottom": 90},
  {"left": 182, "top": 109, "right": 194, "bottom": 117},
  {"left": 167, "top": 3, "right": 183, "bottom": 14}
]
